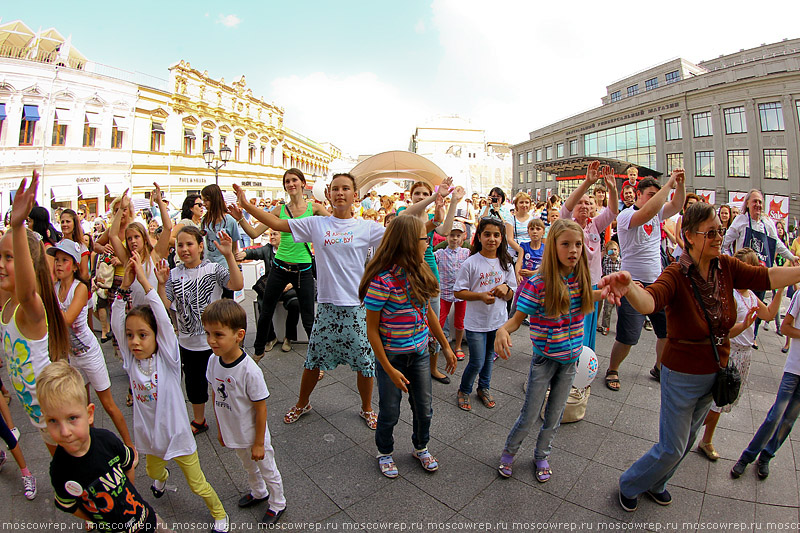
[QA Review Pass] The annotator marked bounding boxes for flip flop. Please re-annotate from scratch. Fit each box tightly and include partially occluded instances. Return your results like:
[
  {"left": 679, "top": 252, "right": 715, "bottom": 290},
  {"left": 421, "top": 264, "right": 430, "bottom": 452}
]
[{"left": 455, "top": 350, "right": 466, "bottom": 361}]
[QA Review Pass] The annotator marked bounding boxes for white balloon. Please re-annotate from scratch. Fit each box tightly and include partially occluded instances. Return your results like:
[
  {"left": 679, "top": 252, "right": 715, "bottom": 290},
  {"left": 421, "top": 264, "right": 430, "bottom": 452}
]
[
  {"left": 312, "top": 180, "right": 327, "bottom": 202},
  {"left": 572, "top": 346, "right": 598, "bottom": 389}
]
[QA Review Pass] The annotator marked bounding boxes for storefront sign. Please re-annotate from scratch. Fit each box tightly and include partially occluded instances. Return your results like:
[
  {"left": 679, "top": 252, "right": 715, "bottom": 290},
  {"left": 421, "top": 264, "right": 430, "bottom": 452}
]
[
  {"left": 765, "top": 194, "right": 789, "bottom": 223},
  {"left": 240, "top": 181, "right": 263, "bottom": 187},
  {"left": 179, "top": 177, "right": 207, "bottom": 184},
  {"left": 695, "top": 189, "right": 715, "bottom": 205},
  {"left": 566, "top": 102, "right": 680, "bottom": 136},
  {"left": 76, "top": 177, "right": 101, "bottom": 183}
]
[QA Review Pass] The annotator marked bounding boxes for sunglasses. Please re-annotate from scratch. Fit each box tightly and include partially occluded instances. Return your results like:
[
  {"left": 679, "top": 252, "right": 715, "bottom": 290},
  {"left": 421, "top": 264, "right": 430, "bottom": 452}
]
[
  {"left": 695, "top": 228, "right": 726, "bottom": 239},
  {"left": 77, "top": 212, "right": 84, "bottom": 215},
  {"left": 194, "top": 202, "right": 204, "bottom": 207}
]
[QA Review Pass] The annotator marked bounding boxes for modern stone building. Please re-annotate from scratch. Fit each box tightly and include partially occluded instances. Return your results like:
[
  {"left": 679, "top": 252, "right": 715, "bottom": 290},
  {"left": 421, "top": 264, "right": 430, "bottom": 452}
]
[{"left": 512, "top": 38, "right": 800, "bottom": 224}]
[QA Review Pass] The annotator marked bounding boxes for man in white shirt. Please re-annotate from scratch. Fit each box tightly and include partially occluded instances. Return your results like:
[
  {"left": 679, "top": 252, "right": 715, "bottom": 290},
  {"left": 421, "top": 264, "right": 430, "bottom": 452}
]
[{"left": 604, "top": 169, "right": 685, "bottom": 392}]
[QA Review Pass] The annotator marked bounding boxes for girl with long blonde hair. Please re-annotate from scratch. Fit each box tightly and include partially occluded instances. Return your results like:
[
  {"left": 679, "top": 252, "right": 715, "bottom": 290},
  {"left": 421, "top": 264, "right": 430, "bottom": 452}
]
[{"left": 495, "top": 218, "right": 599, "bottom": 482}]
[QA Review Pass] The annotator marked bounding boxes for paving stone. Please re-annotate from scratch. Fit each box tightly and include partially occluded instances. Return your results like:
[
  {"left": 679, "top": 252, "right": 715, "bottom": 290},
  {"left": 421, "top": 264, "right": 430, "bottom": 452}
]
[
  {"left": 460, "top": 477, "right": 561, "bottom": 523},
  {"left": 697, "top": 493, "right": 755, "bottom": 531}
]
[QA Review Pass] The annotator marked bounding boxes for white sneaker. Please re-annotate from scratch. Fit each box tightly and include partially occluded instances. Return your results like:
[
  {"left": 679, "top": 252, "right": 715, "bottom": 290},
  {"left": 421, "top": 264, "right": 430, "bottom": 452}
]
[
  {"left": 22, "top": 474, "right": 36, "bottom": 500},
  {"left": 212, "top": 514, "right": 229, "bottom": 533},
  {"left": 763, "top": 322, "right": 769, "bottom": 331}
]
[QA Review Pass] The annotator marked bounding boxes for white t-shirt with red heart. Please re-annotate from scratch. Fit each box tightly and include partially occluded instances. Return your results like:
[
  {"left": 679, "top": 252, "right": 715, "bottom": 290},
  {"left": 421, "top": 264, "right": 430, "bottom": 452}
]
[{"left": 617, "top": 205, "right": 666, "bottom": 283}]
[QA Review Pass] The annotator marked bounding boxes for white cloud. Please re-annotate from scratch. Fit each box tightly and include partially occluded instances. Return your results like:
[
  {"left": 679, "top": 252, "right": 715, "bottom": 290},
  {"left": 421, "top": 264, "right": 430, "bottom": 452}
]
[
  {"left": 414, "top": 19, "right": 426, "bottom": 34},
  {"left": 271, "top": 72, "right": 431, "bottom": 156},
  {"left": 216, "top": 14, "right": 241, "bottom": 28}
]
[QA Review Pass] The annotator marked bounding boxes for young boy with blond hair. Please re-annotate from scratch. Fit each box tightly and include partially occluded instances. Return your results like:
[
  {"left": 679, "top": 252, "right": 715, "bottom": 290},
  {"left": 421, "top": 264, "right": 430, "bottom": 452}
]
[
  {"left": 38, "top": 361, "right": 171, "bottom": 532},
  {"left": 203, "top": 299, "right": 286, "bottom": 526}
]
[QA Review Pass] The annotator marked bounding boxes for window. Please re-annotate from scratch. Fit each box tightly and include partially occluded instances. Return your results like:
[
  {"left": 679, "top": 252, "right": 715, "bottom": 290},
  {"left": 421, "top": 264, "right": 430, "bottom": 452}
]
[
  {"left": 526, "top": 151, "right": 532, "bottom": 164},
  {"left": 219, "top": 135, "right": 227, "bottom": 153},
  {"left": 645, "top": 77, "right": 658, "bottom": 91},
  {"left": 764, "top": 149, "right": 788, "bottom": 179},
  {"left": 556, "top": 143, "right": 564, "bottom": 158},
  {"left": 248, "top": 143, "right": 256, "bottom": 163},
  {"left": 723, "top": 107, "right": 747, "bottom": 134},
  {"left": 759, "top": 102, "right": 784, "bottom": 132},
  {"left": 111, "top": 125, "right": 123, "bottom": 149},
  {"left": 19, "top": 105, "right": 39, "bottom": 146},
  {"left": 270, "top": 147, "right": 275, "bottom": 166},
  {"left": 202, "top": 132, "right": 211, "bottom": 153},
  {"left": 526, "top": 170, "right": 533, "bottom": 182},
  {"left": 234, "top": 139, "right": 240, "bottom": 161},
  {"left": 569, "top": 139, "right": 578, "bottom": 156},
  {"left": 695, "top": 151, "right": 714, "bottom": 177},
  {"left": 666, "top": 153, "right": 684, "bottom": 174},
  {"left": 535, "top": 148, "right": 542, "bottom": 162},
  {"left": 665, "top": 70, "right": 681, "bottom": 84},
  {"left": 692, "top": 111, "right": 713, "bottom": 137},
  {"left": 610, "top": 91, "right": 621, "bottom": 103},
  {"left": 518, "top": 172, "right": 524, "bottom": 183},
  {"left": 183, "top": 129, "right": 195, "bottom": 155},
  {"left": 260, "top": 146, "right": 265, "bottom": 165},
  {"left": 545, "top": 146, "right": 553, "bottom": 160},
  {"left": 727, "top": 150, "right": 749, "bottom": 177},
  {"left": 0, "top": 103, "right": 5, "bottom": 140},
  {"left": 82, "top": 114, "right": 97, "bottom": 147},
  {"left": 627, "top": 85, "right": 639, "bottom": 97},
  {"left": 518, "top": 153, "right": 524, "bottom": 165},
  {"left": 52, "top": 121, "right": 67, "bottom": 146},
  {"left": 535, "top": 170, "right": 542, "bottom": 182},
  {"left": 150, "top": 122, "right": 165, "bottom": 151},
  {"left": 584, "top": 118, "right": 657, "bottom": 169},
  {"left": 665, "top": 117, "right": 682, "bottom": 141}
]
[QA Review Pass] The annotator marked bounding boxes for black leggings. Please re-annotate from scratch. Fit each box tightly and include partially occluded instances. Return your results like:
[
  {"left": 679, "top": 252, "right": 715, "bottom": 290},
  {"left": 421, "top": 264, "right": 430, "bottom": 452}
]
[
  {"left": 254, "top": 261, "right": 315, "bottom": 354},
  {"left": 180, "top": 346, "right": 213, "bottom": 404},
  {"left": 259, "top": 289, "right": 301, "bottom": 344},
  {"left": 0, "top": 378, "right": 16, "bottom": 450}
]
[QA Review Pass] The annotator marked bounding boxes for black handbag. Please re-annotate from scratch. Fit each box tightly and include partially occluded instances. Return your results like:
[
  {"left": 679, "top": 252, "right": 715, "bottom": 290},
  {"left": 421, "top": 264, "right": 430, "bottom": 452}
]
[
  {"left": 689, "top": 277, "right": 742, "bottom": 407},
  {"left": 283, "top": 202, "right": 316, "bottom": 279}
]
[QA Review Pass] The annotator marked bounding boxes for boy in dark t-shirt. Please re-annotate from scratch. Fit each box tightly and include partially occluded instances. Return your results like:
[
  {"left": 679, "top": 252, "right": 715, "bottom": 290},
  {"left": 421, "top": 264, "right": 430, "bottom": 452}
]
[{"left": 39, "top": 362, "right": 170, "bottom": 533}]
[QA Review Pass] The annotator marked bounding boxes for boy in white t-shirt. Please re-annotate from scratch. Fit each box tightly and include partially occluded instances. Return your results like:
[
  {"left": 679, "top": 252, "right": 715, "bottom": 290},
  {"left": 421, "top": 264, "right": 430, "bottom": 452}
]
[
  {"left": 733, "top": 290, "right": 800, "bottom": 480},
  {"left": 203, "top": 300, "right": 286, "bottom": 526}
]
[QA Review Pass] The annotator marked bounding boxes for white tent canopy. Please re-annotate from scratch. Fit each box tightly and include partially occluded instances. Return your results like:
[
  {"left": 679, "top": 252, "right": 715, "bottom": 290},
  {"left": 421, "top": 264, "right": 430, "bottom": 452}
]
[{"left": 350, "top": 151, "right": 449, "bottom": 195}]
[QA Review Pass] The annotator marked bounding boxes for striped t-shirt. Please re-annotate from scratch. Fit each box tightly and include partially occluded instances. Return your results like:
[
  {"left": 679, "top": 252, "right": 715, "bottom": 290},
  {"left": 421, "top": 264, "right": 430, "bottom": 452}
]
[
  {"left": 516, "top": 272, "right": 585, "bottom": 363},
  {"left": 364, "top": 266, "right": 429, "bottom": 354}
]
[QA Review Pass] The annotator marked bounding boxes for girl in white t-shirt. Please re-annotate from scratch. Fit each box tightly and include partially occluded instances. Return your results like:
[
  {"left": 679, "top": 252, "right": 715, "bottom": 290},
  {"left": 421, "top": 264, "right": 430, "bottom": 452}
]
[
  {"left": 698, "top": 248, "right": 784, "bottom": 461},
  {"left": 235, "top": 174, "right": 437, "bottom": 430},
  {"left": 454, "top": 217, "right": 517, "bottom": 411},
  {"left": 112, "top": 252, "right": 229, "bottom": 533},
  {"left": 49, "top": 240, "right": 134, "bottom": 454}
]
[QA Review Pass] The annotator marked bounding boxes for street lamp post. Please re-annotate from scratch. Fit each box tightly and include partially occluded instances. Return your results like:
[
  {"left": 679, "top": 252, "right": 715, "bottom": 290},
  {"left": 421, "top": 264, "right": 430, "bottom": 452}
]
[{"left": 203, "top": 145, "right": 232, "bottom": 185}]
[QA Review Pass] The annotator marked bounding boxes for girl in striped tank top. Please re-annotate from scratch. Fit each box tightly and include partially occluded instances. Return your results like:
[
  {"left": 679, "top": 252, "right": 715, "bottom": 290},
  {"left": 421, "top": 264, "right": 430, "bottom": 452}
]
[
  {"left": 360, "top": 216, "right": 456, "bottom": 478},
  {"left": 494, "top": 219, "right": 602, "bottom": 482}
]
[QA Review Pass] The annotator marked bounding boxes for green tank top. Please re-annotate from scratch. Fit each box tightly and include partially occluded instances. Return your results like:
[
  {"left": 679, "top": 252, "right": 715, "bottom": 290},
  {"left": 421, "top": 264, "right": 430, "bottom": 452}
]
[{"left": 275, "top": 202, "right": 314, "bottom": 263}]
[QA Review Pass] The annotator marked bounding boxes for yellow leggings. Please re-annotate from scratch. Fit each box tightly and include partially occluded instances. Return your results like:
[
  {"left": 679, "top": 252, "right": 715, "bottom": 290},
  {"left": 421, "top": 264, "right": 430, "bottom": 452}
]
[{"left": 146, "top": 451, "right": 226, "bottom": 520}]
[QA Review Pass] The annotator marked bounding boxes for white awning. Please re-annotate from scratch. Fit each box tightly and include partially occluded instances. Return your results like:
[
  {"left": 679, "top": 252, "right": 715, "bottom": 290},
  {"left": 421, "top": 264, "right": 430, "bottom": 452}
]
[
  {"left": 51, "top": 184, "right": 77, "bottom": 202},
  {"left": 78, "top": 182, "right": 104, "bottom": 198},
  {"left": 54, "top": 108, "right": 72, "bottom": 125},
  {"left": 113, "top": 116, "right": 129, "bottom": 131},
  {"left": 85, "top": 111, "right": 101, "bottom": 128}
]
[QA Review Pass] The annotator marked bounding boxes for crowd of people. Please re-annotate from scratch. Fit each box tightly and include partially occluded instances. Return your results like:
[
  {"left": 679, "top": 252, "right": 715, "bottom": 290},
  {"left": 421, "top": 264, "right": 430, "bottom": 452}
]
[{"left": 3, "top": 162, "right": 800, "bottom": 530}]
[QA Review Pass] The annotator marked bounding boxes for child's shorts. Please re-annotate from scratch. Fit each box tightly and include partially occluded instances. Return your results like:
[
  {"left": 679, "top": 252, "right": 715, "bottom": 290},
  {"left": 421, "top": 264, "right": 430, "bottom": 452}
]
[
  {"left": 305, "top": 303, "right": 375, "bottom": 377},
  {"left": 70, "top": 346, "right": 112, "bottom": 392}
]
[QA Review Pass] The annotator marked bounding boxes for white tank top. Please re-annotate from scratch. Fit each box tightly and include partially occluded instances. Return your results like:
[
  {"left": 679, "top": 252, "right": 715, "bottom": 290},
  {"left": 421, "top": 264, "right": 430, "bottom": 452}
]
[
  {"left": 131, "top": 258, "right": 159, "bottom": 307},
  {"left": 56, "top": 279, "right": 100, "bottom": 356},
  {"left": 732, "top": 290, "right": 759, "bottom": 347},
  {"left": 1, "top": 304, "right": 50, "bottom": 429}
]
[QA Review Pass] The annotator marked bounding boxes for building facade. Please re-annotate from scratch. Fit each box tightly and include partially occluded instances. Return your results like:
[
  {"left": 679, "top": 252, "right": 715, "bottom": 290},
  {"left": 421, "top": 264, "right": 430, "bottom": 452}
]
[
  {"left": 410, "top": 115, "right": 512, "bottom": 195},
  {"left": 512, "top": 39, "right": 800, "bottom": 223},
  {"left": 0, "top": 20, "right": 335, "bottom": 216}
]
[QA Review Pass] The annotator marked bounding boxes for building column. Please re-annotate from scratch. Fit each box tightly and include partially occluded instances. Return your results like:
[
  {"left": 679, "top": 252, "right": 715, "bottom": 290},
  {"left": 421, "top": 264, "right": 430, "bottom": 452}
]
[{"left": 744, "top": 98, "right": 762, "bottom": 192}]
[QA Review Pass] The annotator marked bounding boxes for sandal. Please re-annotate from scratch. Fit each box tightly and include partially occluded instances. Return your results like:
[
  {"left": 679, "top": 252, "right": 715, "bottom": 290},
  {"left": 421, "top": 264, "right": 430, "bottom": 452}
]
[
  {"left": 649, "top": 365, "right": 661, "bottom": 382},
  {"left": 378, "top": 455, "right": 398, "bottom": 478},
  {"left": 697, "top": 441, "right": 720, "bottom": 461},
  {"left": 498, "top": 452, "right": 514, "bottom": 478},
  {"left": 457, "top": 391, "right": 471, "bottom": 411},
  {"left": 191, "top": 419, "right": 209, "bottom": 435},
  {"left": 455, "top": 349, "right": 466, "bottom": 361},
  {"left": 359, "top": 410, "right": 378, "bottom": 430},
  {"left": 605, "top": 370, "right": 621, "bottom": 391},
  {"left": 284, "top": 404, "right": 312, "bottom": 424},
  {"left": 317, "top": 370, "right": 325, "bottom": 381},
  {"left": 413, "top": 448, "right": 439, "bottom": 472},
  {"left": 126, "top": 392, "right": 133, "bottom": 407},
  {"left": 535, "top": 459, "right": 552, "bottom": 483},
  {"left": 476, "top": 388, "right": 496, "bottom": 409}
]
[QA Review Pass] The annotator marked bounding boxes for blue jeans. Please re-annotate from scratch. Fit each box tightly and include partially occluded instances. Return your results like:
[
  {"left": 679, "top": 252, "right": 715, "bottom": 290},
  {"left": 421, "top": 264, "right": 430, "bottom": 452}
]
[
  {"left": 375, "top": 348, "right": 433, "bottom": 455},
  {"left": 504, "top": 353, "right": 576, "bottom": 460},
  {"left": 459, "top": 330, "right": 497, "bottom": 394},
  {"left": 619, "top": 366, "right": 715, "bottom": 498},
  {"left": 740, "top": 372, "right": 800, "bottom": 463}
]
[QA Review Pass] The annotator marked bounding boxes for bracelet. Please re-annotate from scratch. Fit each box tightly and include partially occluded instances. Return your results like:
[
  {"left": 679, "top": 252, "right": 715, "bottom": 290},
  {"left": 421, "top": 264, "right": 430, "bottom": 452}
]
[
  {"left": 117, "top": 288, "right": 132, "bottom": 296},
  {"left": 237, "top": 217, "right": 245, "bottom": 224}
]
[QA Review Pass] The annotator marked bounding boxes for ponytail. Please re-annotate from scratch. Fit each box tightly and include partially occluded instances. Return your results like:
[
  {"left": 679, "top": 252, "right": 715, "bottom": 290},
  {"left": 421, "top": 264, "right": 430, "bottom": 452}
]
[{"left": 26, "top": 231, "right": 70, "bottom": 361}]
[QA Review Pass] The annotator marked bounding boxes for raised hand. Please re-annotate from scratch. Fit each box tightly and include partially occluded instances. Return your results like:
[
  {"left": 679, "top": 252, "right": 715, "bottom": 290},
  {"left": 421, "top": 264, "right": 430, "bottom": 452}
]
[
  {"left": 452, "top": 185, "right": 466, "bottom": 202},
  {"left": 155, "top": 259, "right": 171, "bottom": 285},
  {"left": 10, "top": 171, "right": 39, "bottom": 228},
  {"left": 152, "top": 183, "right": 164, "bottom": 203},
  {"left": 436, "top": 177, "right": 454, "bottom": 198},
  {"left": 216, "top": 230, "right": 233, "bottom": 256},
  {"left": 227, "top": 203, "right": 243, "bottom": 220},
  {"left": 121, "top": 258, "right": 136, "bottom": 290},
  {"left": 130, "top": 251, "right": 146, "bottom": 281},
  {"left": 585, "top": 161, "right": 601, "bottom": 184},
  {"left": 600, "top": 165, "right": 616, "bottom": 190},
  {"left": 232, "top": 183, "right": 248, "bottom": 206}
]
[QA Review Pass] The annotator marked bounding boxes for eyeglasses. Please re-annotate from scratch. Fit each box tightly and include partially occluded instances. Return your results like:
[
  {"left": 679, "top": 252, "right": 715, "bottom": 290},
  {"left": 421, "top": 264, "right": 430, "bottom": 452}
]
[
  {"left": 194, "top": 202, "right": 204, "bottom": 207},
  {"left": 77, "top": 212, "right": 84, "bottom": 215},
  {"left": 695, "top": 228, "right": 726, "bottom": 239}
]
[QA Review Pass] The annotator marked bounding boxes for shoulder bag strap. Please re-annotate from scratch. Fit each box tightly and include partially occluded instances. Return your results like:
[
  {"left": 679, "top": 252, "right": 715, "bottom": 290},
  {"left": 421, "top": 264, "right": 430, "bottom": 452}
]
[
  {"left": 688, "top": 276, "right": 723, "bottom": 369},
  {"left": 283, "top": 202, "right": 314, "bottom": 262}
]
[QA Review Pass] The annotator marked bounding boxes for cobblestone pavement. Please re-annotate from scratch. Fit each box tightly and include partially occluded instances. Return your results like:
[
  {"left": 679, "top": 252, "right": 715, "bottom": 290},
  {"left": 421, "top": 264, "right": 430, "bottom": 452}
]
[{"left": 1, "top": 291, "right": 798, "bottom": 532}]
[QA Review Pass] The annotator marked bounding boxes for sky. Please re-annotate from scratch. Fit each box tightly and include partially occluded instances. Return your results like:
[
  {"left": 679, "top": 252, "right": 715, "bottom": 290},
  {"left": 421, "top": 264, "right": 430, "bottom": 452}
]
[{"left": 5, "top": 1, "right": 800, "bottom": 155}]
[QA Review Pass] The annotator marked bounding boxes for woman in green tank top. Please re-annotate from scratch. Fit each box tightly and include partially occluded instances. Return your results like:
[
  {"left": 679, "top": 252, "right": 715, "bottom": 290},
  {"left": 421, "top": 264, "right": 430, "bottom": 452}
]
[{"left": 230, "top": 169, "right": 329, "bottom": 359}]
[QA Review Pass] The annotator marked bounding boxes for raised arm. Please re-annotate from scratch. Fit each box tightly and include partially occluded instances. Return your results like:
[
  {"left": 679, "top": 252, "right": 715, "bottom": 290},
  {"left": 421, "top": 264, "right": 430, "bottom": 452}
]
[
  {"left": 598, "top": 270, "right": 656, "bottom": 314},
  {"left": 151, "top": 183, "right": 173, "bottom": 261},
  {"left": 661, "top": 168, "right": 686, "bottom": 220},
  {"left": 228, "top": 203, "right": 268, "bottom": 239},
  {"left": 563, "top": 161, "right": 602, "bottom": 212},
  {"left": 233, "top": 184, "right": 291, "bottom": 233},
  {"left": 109, "top": 194, "right": 131, "bottom": 263},
  {"left": 216, "top": 231, "right": 244, "bottom": 291},
  {"left": 435, "top": 186, "right": 464, "bottom": 236},
  {"left": 9, "top": 173, "right": 46, "bottom": 327},
  {"left": 403, "top": 177, "right": 453, "bottom": 218}
]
